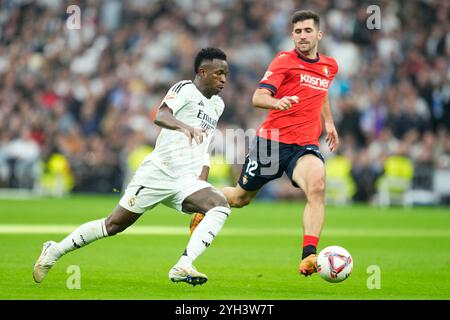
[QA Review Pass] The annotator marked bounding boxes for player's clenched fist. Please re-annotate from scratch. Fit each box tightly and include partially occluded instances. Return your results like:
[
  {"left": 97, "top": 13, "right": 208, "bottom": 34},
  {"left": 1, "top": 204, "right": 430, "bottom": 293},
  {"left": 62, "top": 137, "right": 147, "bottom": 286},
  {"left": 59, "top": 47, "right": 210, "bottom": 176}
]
[{"left": 274, "top": 96, "right": 299, "bottom": 110}]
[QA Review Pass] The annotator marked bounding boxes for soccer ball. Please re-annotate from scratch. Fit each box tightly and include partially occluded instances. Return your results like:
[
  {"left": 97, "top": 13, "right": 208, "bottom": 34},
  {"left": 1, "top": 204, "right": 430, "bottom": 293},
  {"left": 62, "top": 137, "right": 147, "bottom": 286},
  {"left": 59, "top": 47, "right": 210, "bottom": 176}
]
[{"left": 317, "top": 246, "right": 353, "bottom": 283}]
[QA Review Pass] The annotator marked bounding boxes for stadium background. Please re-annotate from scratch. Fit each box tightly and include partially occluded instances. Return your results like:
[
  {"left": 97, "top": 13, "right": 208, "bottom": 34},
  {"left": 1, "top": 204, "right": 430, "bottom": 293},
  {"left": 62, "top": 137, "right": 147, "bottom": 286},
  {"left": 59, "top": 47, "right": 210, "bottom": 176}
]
[{"left": 0, "top": 0, "right": 449, "bottom": 205}]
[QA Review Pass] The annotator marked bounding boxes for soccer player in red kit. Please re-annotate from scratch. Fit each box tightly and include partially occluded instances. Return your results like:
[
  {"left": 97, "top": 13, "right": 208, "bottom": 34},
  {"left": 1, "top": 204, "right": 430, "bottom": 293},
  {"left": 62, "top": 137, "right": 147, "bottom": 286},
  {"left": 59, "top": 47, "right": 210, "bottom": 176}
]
[{"left": 191, "top": 10, "right": 340, "bottom": 277}]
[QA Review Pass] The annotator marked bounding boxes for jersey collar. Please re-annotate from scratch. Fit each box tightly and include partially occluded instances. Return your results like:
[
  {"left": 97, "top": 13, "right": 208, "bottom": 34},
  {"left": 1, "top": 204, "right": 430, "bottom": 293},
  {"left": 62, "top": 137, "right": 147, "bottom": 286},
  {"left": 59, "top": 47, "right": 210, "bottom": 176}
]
[{"left": 294, "top": 48, "right": 320, "bottom": 63}]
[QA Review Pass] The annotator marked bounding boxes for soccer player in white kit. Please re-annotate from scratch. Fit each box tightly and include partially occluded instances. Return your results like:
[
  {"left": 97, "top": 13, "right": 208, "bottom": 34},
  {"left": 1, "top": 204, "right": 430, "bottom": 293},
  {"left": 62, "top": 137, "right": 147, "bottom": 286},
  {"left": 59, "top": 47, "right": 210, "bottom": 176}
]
[{"left": 33, "top": 48, "right": 230, "bottom": 286}]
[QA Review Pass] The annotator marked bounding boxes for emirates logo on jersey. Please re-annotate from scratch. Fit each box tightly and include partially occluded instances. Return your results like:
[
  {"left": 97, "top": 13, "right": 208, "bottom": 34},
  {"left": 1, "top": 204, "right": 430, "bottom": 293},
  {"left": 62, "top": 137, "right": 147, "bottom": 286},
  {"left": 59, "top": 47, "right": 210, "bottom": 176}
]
[
  {"left": 300, "top": 74, "right": 330, "bottom": 91},
  {"left": 197, "top": 109, "right": 217, "bottom": 132}
]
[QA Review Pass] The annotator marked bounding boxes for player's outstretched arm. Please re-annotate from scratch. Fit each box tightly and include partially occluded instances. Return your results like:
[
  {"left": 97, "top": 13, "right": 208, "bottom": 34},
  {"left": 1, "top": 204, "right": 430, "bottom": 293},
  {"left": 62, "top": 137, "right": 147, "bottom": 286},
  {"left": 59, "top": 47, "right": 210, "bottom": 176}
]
[
  {"left": 321, "top": 94, "right": 339, "bottom": 152},
  {"left": 154, "top": 104, "right": 206, "bottom": 145},
  {"left": 252, "top": 88, "right": 299, "bottom": 110}
]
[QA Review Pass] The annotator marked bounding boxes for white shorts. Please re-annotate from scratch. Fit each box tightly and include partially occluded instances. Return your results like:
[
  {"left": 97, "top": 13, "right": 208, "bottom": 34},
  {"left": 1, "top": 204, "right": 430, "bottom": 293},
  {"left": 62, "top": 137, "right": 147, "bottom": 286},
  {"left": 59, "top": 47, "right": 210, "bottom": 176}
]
[{"left": 119, "top": 163, "right": 211, "bottom": 214}]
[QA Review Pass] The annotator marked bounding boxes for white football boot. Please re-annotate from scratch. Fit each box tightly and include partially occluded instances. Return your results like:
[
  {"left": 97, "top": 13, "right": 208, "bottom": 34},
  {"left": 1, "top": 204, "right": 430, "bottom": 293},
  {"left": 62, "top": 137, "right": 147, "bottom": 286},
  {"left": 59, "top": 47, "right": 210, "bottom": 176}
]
[
  {"left": 168, "top": 265, "right": 208, "bottom": 286},
  {"left": 33, "top": 241, "right": 60, "bottom": 283}
]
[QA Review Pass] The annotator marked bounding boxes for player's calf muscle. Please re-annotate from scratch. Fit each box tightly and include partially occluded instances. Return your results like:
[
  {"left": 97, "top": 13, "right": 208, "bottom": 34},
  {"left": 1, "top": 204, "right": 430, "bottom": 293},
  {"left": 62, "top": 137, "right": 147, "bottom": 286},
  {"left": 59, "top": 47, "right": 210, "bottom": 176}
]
[
  {"left": 183, "top": 188, "right": 229, "bottom": 214},
  {"left": 204, "top": 200, "right": 229, "bottom": 212},
  {"left": 104, "top": 220, "right": 125, "bottom": 236},
  {"left": 104, "top": 206, "right": 140, "bottom": 235}
]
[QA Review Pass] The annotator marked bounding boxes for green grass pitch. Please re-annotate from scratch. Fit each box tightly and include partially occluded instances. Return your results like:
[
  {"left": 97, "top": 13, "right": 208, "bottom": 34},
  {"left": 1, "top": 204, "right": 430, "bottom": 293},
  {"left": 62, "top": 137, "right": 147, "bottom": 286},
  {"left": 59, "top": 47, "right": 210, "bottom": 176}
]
[{"left": 0, "top": 195, "right": 449, "bottom": 300}]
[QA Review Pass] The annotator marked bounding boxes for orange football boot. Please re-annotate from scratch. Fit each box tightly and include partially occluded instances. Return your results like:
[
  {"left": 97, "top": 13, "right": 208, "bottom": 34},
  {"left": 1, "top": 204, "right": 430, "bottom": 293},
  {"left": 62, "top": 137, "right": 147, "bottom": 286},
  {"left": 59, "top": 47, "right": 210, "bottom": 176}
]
[{"left": 299, "top": 254, "right": 318, "bottom": 276}]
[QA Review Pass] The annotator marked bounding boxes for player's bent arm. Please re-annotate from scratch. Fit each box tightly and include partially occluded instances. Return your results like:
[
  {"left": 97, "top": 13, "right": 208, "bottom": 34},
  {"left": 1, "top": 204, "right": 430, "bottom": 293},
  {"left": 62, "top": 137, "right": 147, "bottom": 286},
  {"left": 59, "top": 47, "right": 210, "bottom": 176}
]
[
  {"left": 321, "top": 94, "right": 340, "bottom": 152},
  {"left": 252, "top": 88, "right": 280, "bottom": 110},
  {"left": 154, "top": 104, "right": 191, "bottom": 131},
  {"left": 252, "top": 88, "right": 299, "bottom": 110},
  {"left": 154, "top": 104, "right": 205, "bottom": 145},
  {"left": 321, "top": 94, "right": 334, "bottom": 125}
]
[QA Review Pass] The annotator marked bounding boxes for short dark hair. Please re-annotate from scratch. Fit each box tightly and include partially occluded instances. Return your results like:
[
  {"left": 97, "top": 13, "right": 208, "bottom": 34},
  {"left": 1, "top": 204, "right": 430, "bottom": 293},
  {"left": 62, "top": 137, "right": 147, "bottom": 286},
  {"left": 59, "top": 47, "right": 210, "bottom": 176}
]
[
  {"left": 291, "top": 10, "right": 320, "bottom": 29},
  {"left": 194, "top": 47, "right": 227, "bottom": 74}
]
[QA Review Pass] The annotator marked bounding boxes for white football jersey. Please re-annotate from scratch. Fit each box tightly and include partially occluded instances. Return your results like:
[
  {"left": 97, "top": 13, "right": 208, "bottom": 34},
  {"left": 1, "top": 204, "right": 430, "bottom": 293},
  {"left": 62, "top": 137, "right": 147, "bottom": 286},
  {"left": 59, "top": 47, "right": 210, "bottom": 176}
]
[{"left": 136, "top": 80, "right": 225, "bottom": 181}]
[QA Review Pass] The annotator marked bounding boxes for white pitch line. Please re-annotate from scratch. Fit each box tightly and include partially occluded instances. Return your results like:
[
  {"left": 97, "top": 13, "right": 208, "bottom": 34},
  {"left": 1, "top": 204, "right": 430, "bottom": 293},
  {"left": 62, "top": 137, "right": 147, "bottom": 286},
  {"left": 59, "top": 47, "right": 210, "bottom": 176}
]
[{"left": 0, "top": 224, "right": 449, "bottom": 237}]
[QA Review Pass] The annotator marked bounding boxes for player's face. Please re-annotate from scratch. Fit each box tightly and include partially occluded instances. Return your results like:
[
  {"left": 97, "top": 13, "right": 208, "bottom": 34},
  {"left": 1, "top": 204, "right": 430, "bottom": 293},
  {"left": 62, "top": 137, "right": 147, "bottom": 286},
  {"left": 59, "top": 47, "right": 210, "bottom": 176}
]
[
  {"left": 200, "top": 59, "right": 229, "bottom": 95},
  {"left": 292, "top": 19, "right": 323, "bottom": 55}
]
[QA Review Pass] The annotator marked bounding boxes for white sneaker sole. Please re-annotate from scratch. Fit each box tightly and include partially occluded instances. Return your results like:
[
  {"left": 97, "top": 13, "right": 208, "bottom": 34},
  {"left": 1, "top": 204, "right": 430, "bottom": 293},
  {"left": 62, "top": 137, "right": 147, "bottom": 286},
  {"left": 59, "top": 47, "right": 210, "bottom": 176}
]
[
  {"left": 33, "top": 241, "right": 56, "bottom": 283},
  {"left": 169, "top": 266, "right": 208, "bottom": 286},
  {"left": 170, "top": 275, "right": 208, "bottom": 286}
]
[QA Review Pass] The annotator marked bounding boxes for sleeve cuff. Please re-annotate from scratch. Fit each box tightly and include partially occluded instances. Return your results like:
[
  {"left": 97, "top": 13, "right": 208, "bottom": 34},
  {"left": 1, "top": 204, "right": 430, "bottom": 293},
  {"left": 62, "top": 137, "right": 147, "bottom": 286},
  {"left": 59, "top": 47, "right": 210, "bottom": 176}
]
[{"left": 259, "top": 83, "right": 277, "bottom": 95}]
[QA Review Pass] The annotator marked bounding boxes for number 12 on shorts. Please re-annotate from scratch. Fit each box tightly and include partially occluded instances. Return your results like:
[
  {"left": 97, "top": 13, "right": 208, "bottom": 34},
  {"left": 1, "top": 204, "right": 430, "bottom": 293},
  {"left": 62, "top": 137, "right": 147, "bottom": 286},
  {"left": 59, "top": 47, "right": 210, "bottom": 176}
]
[{"left": 245, "top": 159, "right": 258, "bottom": 177}]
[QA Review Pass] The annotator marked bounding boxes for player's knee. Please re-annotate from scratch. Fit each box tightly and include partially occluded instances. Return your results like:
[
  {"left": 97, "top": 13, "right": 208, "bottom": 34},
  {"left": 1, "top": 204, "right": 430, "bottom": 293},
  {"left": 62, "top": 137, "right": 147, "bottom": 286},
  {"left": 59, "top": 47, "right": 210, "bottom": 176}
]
[{"left": 305, "top": 177, "right": 326, "bottom": 200}]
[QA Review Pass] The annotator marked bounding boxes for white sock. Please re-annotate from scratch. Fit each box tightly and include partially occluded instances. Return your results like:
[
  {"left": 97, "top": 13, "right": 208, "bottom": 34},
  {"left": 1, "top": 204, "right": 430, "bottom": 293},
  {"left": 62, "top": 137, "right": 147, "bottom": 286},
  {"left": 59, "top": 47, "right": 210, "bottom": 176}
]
[
  {"left": 176, "top": 206, "right": 230, "bottom": 267},
  {"left": 54, "top": 218, "right": 108, "bottom": 257}
]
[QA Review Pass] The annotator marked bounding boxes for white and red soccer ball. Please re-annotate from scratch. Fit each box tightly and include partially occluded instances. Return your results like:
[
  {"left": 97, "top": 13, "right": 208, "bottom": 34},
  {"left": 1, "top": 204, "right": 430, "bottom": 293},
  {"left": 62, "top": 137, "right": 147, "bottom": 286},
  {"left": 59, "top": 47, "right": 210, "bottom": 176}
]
[{"left": 317, "top": 246, "right": 353, "bottom": 283}]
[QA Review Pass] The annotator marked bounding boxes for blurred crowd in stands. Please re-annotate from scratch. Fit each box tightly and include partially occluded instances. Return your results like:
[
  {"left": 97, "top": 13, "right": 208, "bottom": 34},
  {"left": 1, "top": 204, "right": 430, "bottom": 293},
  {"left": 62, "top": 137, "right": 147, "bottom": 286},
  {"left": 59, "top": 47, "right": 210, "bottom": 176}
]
[{"left": 0, "top": 0, "right": 449, "bottom": 204}]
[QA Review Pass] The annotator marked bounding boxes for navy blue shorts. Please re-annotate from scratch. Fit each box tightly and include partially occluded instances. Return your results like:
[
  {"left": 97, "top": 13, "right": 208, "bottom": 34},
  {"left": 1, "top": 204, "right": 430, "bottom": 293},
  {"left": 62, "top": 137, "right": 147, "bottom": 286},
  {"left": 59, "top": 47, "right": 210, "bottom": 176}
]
[{"left": 238, "top": 136, "right": 324, "bottom": 191}]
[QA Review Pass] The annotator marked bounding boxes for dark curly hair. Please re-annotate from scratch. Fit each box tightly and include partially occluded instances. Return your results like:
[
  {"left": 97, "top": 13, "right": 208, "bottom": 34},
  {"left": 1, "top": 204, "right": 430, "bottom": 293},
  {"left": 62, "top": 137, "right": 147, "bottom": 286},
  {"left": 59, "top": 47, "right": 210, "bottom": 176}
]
[
  {"left": 291, "top": 10, "right": 320, "bottom": 29},
  {"left": 194, "top": 47, "right": 227, "bottom": 74}
]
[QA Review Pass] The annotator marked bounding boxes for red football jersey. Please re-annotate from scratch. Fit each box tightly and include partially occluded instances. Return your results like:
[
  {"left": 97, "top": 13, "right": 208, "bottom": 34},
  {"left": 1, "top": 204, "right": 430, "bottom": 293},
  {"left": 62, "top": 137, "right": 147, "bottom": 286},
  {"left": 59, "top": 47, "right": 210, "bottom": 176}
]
[{"left": 257, "top": 48, "right": 338, "bottom": 146}]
